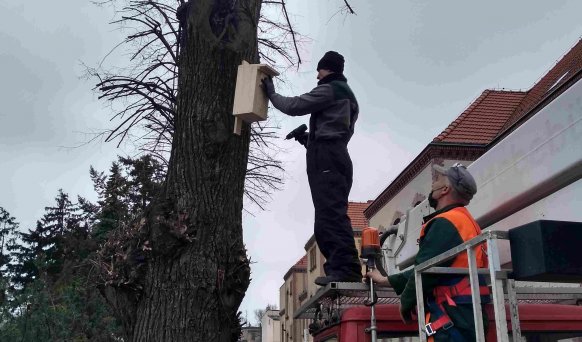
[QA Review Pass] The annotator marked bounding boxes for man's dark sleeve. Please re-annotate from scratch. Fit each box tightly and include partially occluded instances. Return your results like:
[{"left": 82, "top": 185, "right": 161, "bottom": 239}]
[
  {"left": 269, "top": 84, "right": 334, "bottom": 116},
  {"left": 398, "top": 218, "right": 464, "bottom": 313},
  {"left": 388, "top": 269, "right": 413, "bottom": 295}
]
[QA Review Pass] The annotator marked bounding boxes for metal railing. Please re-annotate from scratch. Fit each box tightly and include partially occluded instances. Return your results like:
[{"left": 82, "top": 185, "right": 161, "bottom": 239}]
[
  {"left": 414, "top": 230, "right": 518, "bottom": 342},
  {"left": 293, "top": 229, "right": 582, "bottom": 339}
]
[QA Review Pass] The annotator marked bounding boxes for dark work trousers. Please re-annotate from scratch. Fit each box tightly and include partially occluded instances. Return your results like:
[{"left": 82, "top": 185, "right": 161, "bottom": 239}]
[{"left": 306, "top": 140, "right": 361, "bottom": 278}]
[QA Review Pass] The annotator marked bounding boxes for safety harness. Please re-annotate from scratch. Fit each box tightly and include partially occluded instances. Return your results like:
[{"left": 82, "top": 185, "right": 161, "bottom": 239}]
[
  {"left": 425, "top": 277, "right": 490, "bottom": 337},
  {"left": 420, "top": 206, "right": 491, "bottom": 339}
]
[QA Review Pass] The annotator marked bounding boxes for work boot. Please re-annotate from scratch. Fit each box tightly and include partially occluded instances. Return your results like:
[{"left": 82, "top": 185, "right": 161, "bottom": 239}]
[{"left": 314, "top": 273, "right": 362, "bottom": 286}]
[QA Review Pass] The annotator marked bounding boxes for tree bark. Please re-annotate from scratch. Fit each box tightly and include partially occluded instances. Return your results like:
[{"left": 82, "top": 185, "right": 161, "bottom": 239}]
[{"left": 109, "top": 1, "right": 262, "bottom": 341}]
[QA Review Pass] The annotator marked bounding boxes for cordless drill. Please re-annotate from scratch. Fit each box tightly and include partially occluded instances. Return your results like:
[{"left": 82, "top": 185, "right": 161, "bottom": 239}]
[{"left": 285, "top": 124, "right": 308, "bottom": 146}]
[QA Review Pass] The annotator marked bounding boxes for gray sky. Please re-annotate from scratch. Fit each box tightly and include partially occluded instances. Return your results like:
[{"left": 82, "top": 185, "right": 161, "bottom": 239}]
[{"left": 1, "top": 0, "right": 582, "bottom": 325}]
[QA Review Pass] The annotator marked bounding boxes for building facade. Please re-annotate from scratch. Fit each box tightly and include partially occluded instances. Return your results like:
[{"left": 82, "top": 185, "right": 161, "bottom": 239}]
[
  {"left": 365, "top": 89, "right": 528, "bottom": 229},
  {"left": 279, "top": 255, "right": 308, "bottom": 342},
  {"left": 366, "top": 38, "right": 582, "bottom": 231},
  {"left": 261, "top": 309, "right": 281, "bottom": 342},
  {"left": 240, "top": 326, "right": 261, "bottom": 342}
]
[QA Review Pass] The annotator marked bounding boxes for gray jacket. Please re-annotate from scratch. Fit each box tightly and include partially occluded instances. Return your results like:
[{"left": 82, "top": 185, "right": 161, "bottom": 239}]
[{"left": 269, "top": 74, "right": 359, "bottom": 144}]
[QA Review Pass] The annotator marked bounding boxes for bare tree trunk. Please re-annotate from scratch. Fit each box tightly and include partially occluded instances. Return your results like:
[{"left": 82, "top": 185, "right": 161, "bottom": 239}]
[{"left": 105, "top": 1, "right": 261, "bottom": 340}]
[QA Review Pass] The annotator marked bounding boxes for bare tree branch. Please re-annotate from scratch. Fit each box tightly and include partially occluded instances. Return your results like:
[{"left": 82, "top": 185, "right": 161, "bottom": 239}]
[
  {"left": 343, "top": 0, "right": 356, "bottom": 15},
  {"left": 279, "top": 0, "right": 301, "bottom": 66},
  {"left": 84, "top": 0, "right": 355, "bottom": 209}
]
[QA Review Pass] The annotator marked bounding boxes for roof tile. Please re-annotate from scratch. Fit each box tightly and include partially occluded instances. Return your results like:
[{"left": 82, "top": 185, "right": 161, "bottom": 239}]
[
  {"left": 500, "top": 39, "right": 582, "bottom": 132},
  {"left": 433, "top": 90, "right": 527, "bottom": 144},
  {"left": 293, "top": 255, "right": 307, "bottom": 268},
  {"left": 347, "top": 201, "right": 373, "bottom": 230},
  {"left": 366, "top": 38, "right": 582, "bottom": 220}
]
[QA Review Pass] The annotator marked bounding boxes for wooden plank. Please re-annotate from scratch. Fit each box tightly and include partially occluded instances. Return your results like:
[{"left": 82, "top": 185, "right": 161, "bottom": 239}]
[
  {"left": 258, "top": 64, "right": 279, "bottom": 77},
  {"left": 232, "top": 60, "right": 279, "bottom": 135},
  {"left": 233, "top": 61, "right": 253, "bottom": 117},
  {"left": 233, "top": 117, "right": 243, "bottom": 135}
]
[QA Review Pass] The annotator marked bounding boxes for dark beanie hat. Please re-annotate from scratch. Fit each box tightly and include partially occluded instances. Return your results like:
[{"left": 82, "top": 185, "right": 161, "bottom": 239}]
[{"left": 317, "top": 51, "right": 345, "bottom": 73}]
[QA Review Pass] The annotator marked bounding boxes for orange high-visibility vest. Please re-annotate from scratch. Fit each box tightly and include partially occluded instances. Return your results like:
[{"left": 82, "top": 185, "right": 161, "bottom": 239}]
[
  {"left": 420, "top": 207, "right": 490, "bottom": 340},
  {"left": 420, "top": 206, "right": 488, "bottom": 268}
]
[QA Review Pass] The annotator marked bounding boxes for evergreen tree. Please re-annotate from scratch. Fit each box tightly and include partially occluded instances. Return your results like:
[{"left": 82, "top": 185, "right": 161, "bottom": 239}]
[
  {"left": 91, "top": 156, "right": 164, "bottom": 243},
  {"left": 119, "top": 155, "right": 164, "bottom": 215},
  {"left": 9, "top": 190, "right": 83, "bottom": 288},
  {"left": 0, "top": 207, "right": 19, "bottom": 307},
  {"left": 91, "top": 162, "right": 129, "bottom": 243},
  {"left": 1, "top": 191, "right": 123, "bottom": 340},
  {"left": 0, "top": 156, "right": 163, "bottom": 340},
  {"left": 0, "top": 207, "right": 18, "bottom": 273}
]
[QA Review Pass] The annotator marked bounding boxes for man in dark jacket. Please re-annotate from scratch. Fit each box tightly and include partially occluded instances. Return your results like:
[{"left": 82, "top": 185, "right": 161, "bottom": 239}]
[
  {"left": 262, "top": 51, "right": 361, "bottom": 285},
  {"left": 367, "top": 163, "right": 490, "bottom": 341}
]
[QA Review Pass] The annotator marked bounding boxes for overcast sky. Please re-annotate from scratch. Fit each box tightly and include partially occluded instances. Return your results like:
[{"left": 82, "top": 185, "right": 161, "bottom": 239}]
[{"left": 1, "top": 0, "right": 582, "bottom": 325}]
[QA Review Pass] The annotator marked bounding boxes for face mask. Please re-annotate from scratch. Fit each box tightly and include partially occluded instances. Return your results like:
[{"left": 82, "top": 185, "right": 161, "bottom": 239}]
[{"left": 428, "top": 186, "right": 445, "bottom": 209}]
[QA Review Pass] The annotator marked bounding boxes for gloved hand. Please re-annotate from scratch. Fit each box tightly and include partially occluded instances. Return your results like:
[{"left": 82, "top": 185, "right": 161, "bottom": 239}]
[
  {"left": 261, "top": 76, "right": 275, "bottom": 98},
  {"left": 296, "top": 132, "right": 308, "bottom": 147},
  {"left": 399, "top": 304, "right": 413, "bottom": 324}
]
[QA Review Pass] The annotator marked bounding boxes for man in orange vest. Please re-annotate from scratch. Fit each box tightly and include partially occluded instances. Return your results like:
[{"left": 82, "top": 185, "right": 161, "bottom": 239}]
[{"left": 367, "top": 163, "right": 490, "bottom": 341}]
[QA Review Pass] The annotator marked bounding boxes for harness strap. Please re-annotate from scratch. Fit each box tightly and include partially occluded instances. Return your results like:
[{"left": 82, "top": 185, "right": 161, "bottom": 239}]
[
  {"left": 434, "top": 277, "right": 490, "bottom": 304},
  {"left": 425, "top": 301, "right": 454, "bottom": 336},
  {"left": 425, "top": 277, "right": 491, "bottom": 337}
]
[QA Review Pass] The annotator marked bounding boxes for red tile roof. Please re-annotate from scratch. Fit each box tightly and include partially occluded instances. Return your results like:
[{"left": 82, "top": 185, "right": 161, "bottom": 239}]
[
  {"left": 500, "top": 39, "right": 582, "bottom": 133},
  {"left": 433, "top": 90, "right": 527, "bottom": 144},
  {"left": 366, "top": 38, "right": 582, "bottom": 220},
  {"left": 283, "top": 254, "right": 307, "bottom": 280},
  {"left": 294, "top": 255, "right": 307, "bottom": 268},
  {"left": 348, "top": 201, "right": 373, "bottom": 230}
]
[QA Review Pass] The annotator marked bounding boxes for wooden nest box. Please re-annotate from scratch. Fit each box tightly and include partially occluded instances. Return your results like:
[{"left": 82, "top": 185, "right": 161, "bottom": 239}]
[{"left": 232, "top": 61, "right": 279, "bottom": 135}]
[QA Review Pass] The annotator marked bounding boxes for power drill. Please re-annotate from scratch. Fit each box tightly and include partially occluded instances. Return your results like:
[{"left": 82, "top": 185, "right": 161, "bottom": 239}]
[{"left": 285, "top": 124, "right": 308, "bottom": 146}]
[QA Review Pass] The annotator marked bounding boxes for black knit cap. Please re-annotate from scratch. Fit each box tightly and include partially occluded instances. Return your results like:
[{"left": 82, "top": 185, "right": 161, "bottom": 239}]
[{"left": 317, "top": 51, "right": 345, "bottom": 73}]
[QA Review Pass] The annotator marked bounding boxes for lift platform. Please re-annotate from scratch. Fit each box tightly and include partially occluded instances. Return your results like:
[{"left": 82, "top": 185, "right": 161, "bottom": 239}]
[{"left": 294, "top": 230, "right": 582, "bottom": 341}]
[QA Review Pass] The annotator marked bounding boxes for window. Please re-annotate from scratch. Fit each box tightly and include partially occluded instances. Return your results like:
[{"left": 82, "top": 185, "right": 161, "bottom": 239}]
[
  {"left": 309, "top": 247, "right": 317, "bottom": 271},
  {"left": 285, "top": 289, "right": 289, "bottom": 318}
]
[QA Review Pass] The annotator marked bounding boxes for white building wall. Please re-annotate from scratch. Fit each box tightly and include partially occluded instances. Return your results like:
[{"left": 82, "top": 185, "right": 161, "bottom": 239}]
[
  {"left": 368, "top": 159, "right": 474, "bottom": 230},
  {"left": 368, "top": 165, "right": 432, "bottom": 229},
  {"left": 261, "top": 310, "right": 281, "bottom": 342}
]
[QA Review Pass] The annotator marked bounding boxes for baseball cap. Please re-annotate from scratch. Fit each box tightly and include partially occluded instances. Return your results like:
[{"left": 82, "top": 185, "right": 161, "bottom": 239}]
[{"left": 432, "top": 163, "right": 477, "bottom": 200}]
